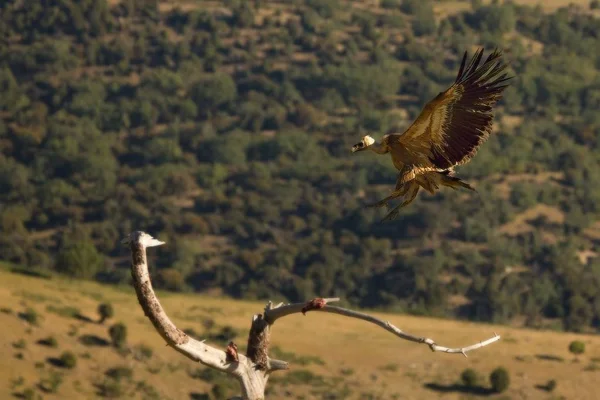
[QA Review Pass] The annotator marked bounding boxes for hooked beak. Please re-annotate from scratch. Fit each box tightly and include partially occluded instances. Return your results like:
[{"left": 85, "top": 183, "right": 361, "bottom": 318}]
[{"left": 351, "top": 142, "right": 365, "bottom": 153}]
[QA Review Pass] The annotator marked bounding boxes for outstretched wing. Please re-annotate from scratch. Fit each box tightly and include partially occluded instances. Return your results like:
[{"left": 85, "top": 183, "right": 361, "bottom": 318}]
[{"left": 394, "top": 48, "right": 512, "bottom": 170}]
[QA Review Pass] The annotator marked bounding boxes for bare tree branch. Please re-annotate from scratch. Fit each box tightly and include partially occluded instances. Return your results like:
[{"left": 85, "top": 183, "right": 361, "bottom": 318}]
[
  {"left": 123, "top": 231, "right": 238, "bottom": 373},
  {"left": 124, "top": 231, "right": 501, "bottom": 400},
  {"left": 264, "top": 301, "right": 500, "bottom": 357}
]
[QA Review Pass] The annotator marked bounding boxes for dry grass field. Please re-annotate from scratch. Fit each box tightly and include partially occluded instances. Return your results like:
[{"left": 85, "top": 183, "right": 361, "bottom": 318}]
[{"left": 1, "top": 267, "right": 599, "bottom": 399}]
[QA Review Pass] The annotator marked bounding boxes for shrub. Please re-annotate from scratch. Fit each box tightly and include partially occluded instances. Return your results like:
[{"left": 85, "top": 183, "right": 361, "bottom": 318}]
[
  {"left": 133, "top": 343, "right": 153, "bottom": 361},
  {"left": 461, "top": 368, "right": 478, "bottom": 387},
  {"left": 381, "top": 0, "right": 401, "bottom": 8},
  {"left": 105, "top": 366, "right": 133, "bottom": 381},
  {"left": 38, "top": 336, "right": 58, "bottom": 348},
  {"left": 39, "top": 371, "right": 63, "bottom": 393},
  {"left": 98, "top": 303, "right": 114, "bottom": 324},
  {"left": 13, "top": 339, "right": 26, "bottom": 349},
  {"left": 20, "top": 308, "right": 39, "bottom": 326},
  {"left": 55, "top": 238, "right": 104, "bottom": 279},
  {"left": 569, "top": 340, "right": 585, "bottom": 355},
  {"left": 97, "top": 378, "right": 123, "bottom": 397},
  {"left": 22, "top": 388, "right": 36, "bottom": 400},
  {"left": 489, "top": 367, "right": 510, "bottom": 393},
  {"left": 546, "top": 379, "right": 557, "bottom": 392},
  {"left": 109, "top": 322, "right": 128, "bottom": 348},
  {"left": 59, "top": 351, "right": 77, "bottom": 369}
]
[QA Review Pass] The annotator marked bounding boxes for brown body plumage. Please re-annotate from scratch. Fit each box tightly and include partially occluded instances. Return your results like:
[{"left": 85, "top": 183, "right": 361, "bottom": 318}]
[{"left": 352, "top": 48, "right": 513, "bottom": 221}]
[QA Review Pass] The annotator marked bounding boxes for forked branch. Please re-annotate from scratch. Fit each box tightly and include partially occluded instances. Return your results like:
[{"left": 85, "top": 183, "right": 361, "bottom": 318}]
[{"left": 124, "top": 231, "right": 501, "bottom": 400}]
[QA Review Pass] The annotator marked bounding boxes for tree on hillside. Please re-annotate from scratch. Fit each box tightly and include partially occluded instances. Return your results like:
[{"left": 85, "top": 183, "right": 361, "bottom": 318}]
[
  {"left": 55, "top": 236, "right": 104, "bottom": 279},
  {"left": 123, "top": 231, "right": 501, "bottom": 400},
  {"left": 97, "top": 303, "right": 114, "bottom": 324}
]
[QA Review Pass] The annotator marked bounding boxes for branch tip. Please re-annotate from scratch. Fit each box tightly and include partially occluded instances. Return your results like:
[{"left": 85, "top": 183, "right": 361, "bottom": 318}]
[{"left": 121, "top": 231, "right": 165, "bottom": 247}]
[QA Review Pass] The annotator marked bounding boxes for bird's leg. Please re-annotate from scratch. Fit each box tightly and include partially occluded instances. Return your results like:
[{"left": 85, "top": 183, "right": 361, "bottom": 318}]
[
  {"left": 381, "top": 182, "right": 420, "bottom": 222},
  {"left": 417, "top": 174, "right": 438, "bottom": 195},
  {"left": 365, "top": 184, "right": 410, "bottom": 209}
]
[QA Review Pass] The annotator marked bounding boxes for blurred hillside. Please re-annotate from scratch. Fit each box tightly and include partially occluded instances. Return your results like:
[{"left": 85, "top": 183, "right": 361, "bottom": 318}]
[{"left": 1, "top": 0, "right": 600, "bottom": 333}]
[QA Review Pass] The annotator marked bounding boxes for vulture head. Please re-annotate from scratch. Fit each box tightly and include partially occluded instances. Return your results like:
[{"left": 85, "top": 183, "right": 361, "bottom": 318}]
[{"left": 351, "top": 135, "right": 375, "bottom": 153}]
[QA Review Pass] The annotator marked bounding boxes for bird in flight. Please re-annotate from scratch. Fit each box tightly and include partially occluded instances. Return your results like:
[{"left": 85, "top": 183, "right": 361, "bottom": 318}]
[{"left": 351, "top": 48, "right": 512, "bottom": 222}]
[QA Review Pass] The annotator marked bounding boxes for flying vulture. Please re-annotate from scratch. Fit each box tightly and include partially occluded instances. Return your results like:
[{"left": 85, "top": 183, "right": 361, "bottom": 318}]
[{"left": 351, "top": 48, "right": 513, "bottom": 221}]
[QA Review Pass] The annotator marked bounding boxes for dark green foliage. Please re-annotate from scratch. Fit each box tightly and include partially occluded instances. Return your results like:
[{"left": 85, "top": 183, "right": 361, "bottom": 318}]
[
  {"left": 489, "top": 367, "right": 510, "bottom": 393},
  {"left": 97, "top": 378, "right": 123, "bottom": 397},
  {"left": 39, "top": 371, "right": 63, "bottom": 394},
  {"left": 460, "top": 368, "right": 478, "bottom": 387},
  {"left": 381, "top": 0, "right": 401, "bottom": 9},
  {"left": 467, "top": 2, "right": 516, "bottom": 34},
  {"left": 0, "top": 0, "right": 600, "bottom": 335},
  {"left": 37, "top": 336, "right": 58, "bottom": 348},
  {"left": 58, "top": 351, "right": 77, "bottom": 369},
  {"left": 545, "top": 379, "right": 557, "bottom": 392},
  {"left": 55, "top": 238, "right": 104, "bottom": 279},
  {"left": 22, "top": 388, "right": 36, "bottom": 400},
  {"left": 105, "top": 366, "right": 133, "bottom": 381},
  {"left": 568, "top": 340, "right": 585, "bottom": 355},
  {"left": 109, "top": 323, "right": 128, "bottom": 348},
  {"left": 191, "top": 73, "right": 237, "bottom": 112},
  {"left": 132, "top": 343, "right": 154, "bottom": 361},
  {"left": 97, "top": 303, "right": 114, "bottom": 324},
  {"left": 20, "top": 308, "right": 39, "bottom": 326},
  {"left": 400, "top": 0, "right": 429, "bottom": 15}
]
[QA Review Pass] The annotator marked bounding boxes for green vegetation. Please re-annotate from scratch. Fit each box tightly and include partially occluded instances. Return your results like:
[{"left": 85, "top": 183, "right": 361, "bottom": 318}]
[
  {"left": 105, "top": 366, "right": 134, "bottom": 382},
  {"left": 132, "top": 343, "right": 154, "bottom": 361},
  {"left": 58, "top": 351, "right": 78, "bottom": 369},
  {"left": 544, "top": 379, "right": 557, "bottom": 392},
  {"left": 0, "top": 0, "right": 600, "bottom": 334},
  {"left": 460, "top": 368, "right": 478, "bottom": 387},
  {"left": 489, "top": 367, "right": 510, "bottom": 393},
  {"left": 109, "top": 322, "right": 128, "bottom": 348},
  {"left": 97, "top": 302, "right": 114, "bottom": 324},
  {"left": 39, "top": 371, "right": 64, "bottom": 394},
  {"left": 20, "top": 308, "right": 39, "bottom": 326},
  {"left": 38, "top": 335, "right": 58, "bottom": 348},
  {"left": 569, "top": 340, "right": 586, "bottom": 355}
]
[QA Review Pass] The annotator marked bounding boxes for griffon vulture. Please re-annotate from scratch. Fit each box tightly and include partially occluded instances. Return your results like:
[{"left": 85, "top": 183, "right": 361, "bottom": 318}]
[{"left": 352, "top": 48, "right": 513, "bottom": 221}]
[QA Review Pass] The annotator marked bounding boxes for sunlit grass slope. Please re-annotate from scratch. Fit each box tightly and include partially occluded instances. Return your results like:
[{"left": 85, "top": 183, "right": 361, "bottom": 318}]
[{"left": 1, "top": 268, "right": 599, "bottom": 399}]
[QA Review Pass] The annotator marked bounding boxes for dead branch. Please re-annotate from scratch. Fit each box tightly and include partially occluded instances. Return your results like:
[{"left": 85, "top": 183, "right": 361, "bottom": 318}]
[
  {"left": 124, "top": 231, "right": 501, "bottom": 400},
  {"left": 264, "top": 301, "right": 500, "bottom": 357}
]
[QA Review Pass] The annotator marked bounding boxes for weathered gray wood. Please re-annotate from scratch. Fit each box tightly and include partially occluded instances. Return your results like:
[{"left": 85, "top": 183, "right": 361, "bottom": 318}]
[{"left": 124, "top": 231, "right": 500, "bottom": 400}]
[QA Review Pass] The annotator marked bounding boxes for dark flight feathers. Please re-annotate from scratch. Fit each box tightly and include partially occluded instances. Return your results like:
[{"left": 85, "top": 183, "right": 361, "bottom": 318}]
[{"left": 427, "top": 48, "right": 512, "bottom": 169}]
